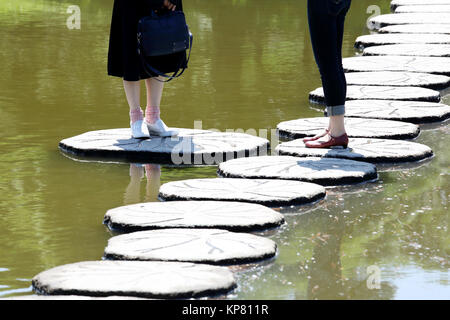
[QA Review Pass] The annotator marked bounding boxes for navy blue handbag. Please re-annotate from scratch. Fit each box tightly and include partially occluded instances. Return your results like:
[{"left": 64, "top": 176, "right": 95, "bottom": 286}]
[{"left": 137, "top": 10, "right": 193, "bottom": 82}]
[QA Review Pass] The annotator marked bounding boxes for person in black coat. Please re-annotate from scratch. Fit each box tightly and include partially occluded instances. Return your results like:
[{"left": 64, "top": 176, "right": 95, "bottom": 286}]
[{"left": 108, "top": 0, "right": 180, "bottom": 138}]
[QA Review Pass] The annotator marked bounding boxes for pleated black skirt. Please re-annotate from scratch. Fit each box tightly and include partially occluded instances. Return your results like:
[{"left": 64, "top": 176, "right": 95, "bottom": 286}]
[{"left": 108, "top": 0, "right": 184, "bottom": 81}]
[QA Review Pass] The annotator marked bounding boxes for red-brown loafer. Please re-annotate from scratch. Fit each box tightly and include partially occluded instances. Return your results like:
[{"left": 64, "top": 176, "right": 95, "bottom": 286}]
[
  {"left": 302, "top": 129, "right": 330, "bottom": 143},
  {"left": 304, "top": 132, "right": 349, "bottom": 149}
]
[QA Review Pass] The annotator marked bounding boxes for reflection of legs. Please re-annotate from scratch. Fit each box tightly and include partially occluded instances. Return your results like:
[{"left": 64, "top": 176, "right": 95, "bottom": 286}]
[
  {"left": 144, "top": 164, "right": 161, "bottom": 202},
  {"left": 124, "top": 164, "right": 144, "bottom": 205}
]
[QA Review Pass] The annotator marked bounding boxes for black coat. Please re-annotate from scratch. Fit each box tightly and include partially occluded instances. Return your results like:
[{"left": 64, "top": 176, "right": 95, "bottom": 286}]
[{"left": 107, "top": 0, "right": 183, "bottom": 81}]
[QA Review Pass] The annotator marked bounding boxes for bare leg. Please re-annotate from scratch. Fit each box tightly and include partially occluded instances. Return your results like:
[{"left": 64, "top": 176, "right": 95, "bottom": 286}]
[
  {"left": 145, "top": 77, "right": 164, "bottom": 124},
  {"left": 329, "top": 115, "right": 346, "bottom": 137},
  {"left": 123, "top": 80, "right": 141, "bottom": 111}
]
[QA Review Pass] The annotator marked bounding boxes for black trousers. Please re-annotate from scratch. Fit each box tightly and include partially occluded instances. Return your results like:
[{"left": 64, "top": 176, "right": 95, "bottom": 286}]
[{"left": 308, "top": 0, "right": 351, "bottom": 116}]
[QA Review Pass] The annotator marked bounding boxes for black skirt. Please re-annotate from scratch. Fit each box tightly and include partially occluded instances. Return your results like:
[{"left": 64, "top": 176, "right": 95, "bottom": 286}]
[{"left": 107, "top": 0, "right": 183, "bottom": 81}]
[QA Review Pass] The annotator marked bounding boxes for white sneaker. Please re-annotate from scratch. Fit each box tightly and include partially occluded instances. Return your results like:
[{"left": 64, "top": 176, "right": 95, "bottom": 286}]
[
  {"left": 145, "top": 119, "right": 179, "bottom": 137},
  {"left": 130, "top": 120, "right": 150, "bottom": 139}
]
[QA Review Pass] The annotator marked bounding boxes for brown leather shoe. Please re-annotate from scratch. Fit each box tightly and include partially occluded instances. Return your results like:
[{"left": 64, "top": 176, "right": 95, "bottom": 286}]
[
  {"left": 304, "top": 132, "right": 349, "bottom": 149},
  {"left": 302, "top": 129, "right": 330, "bottom": 143}
]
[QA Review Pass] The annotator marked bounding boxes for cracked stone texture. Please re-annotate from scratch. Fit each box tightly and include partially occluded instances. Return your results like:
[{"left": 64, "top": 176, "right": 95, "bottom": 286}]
[
  {"left": 309, "top": 85, "right": 441, "bottom": 103},
  {"left": 342, "top": 56, "right": 450, "bottom": 76},
  {"left": 379, "top": 24, "right": 450, "bottom": 34},
  {"left": 277, "top": 117, "right": 420, "bottom": 140},
  {"left": 59, "top": 128, "right": 269, "bottom": 165},
  {"left": 217, "top": 156, "right": 378, "bottom": 186},
  {"left": 32, "top": 260, "right": 236, "bottom": 299},
  {"left": 104, "top": 201, "right": 285, "bottom": 232},
  {"left": 368, "top": 13, "right": 450, "bottom": 30},
  {"left": 104, "top": 229, "right": 277, "bottom": 265},
  {"left": 363, "top": 44, "right": 450, "bottom": 58},
  {"left": 158, "top": 178, "right": 326, "bottom": 207},
  {"left": 344, "top": 72, "right": 450, "bottom": 90},
  {"left": 355, "top": 33, "right": 450, "bottom": 49},
  {"left": 395, "top": 5, "right": 450, "bottom": 13},
  {"left": 344, "top": 100, "right": 450, "bottom": 123},
  {"left": 276, "top": 138, "right": 433, "bottom": 164}
]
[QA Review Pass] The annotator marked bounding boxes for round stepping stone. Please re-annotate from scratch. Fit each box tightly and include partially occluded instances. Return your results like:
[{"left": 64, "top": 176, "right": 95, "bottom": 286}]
[
  {"left": 344, "top": 72, "right": 450, "bottom": 90},
  {"left": 32, "top": 260, "right": 236, "bottom": 299},
  {"left": 158, "top": 178, "right": 326, "bottom": 207},
  {"left": 363, "top": 44, "right": 450, "bottom": 58},
  {"left": 217, "top": 156, "right": 377, "bottom": 186},
  {"left": 275, "top": 138, "right": 433, "bottom": 164},
  {"left": 309, "top": 85, "right": 440, "bottom": 103},
  {"left": 391, "top": 0, "right": 450, "bottom": 10},
  {"left": 343, "top": 56, "right": 450, "bottom": 76},
  {"left": 103, "top": 201, "right": 285, "bottom": 232},
  {"left": 395, "top": 5, "right": 450, "bottom": 13},
  {"left": 277, "top": 117, "right": 420, "bottom": 140},
  {"left": 104, "top": 229, "right": 277, "bottom": 265},
  {"left": 355, "top": 33, "right": 450, "bottom": 49},
  {"left": 369, "top": 13, "right": 450, "bottom": 30},
  {"left": 59, "top": 128, "right": 269, "bottom": 165},
  {"left": 344, "top": 100, "right": 450, "bottom": 123},
  {"left": 379, "top": 24, "right": 450, "bottom": 34}
]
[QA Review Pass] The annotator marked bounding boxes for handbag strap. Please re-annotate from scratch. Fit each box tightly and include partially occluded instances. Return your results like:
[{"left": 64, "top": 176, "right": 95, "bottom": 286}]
[{"left": 138, "top": 32, "right": 193, "bottom": 83}]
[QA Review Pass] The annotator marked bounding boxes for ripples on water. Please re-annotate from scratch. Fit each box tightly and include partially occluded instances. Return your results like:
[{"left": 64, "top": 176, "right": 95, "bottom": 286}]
[{"left": 0, "top": 0, "right": 448, "bottom": 299}]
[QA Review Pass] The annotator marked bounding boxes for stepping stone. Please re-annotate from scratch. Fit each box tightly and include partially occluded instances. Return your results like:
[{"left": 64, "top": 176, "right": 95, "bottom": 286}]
[
  {"left": 275, "top": 138, "right": 433, "bottom": 164},
  {"left": 103, "top": 229, "right": 277, "bottom": 265},
  {"left": 158, "top": 178, "right": 326, "bottom": 207},
  {"left": 344, "top": 72, "right": 450, "bottom": 90},
  {"left": 217, "top": 156, "right": 377, "bottom": 186},
  {"left": 379, "top": 24, "right": 450, "bottom": 34},
  {"left": 32, "top": 260, "right": 236, "bottom": 299},
  {"left": 355, "top": 33, "right": 450, "bottom": 49},
  {"left": 59, "top": 128, "right": 269, "bottom": 165},
  {"left": 344, "top": 100, "right": 450, "bottom": 123},
  {"left": 343, "top": 56, "right": 450, "bottom": 76},
  {"left": 391, "top": 0, "right": 450, "bottom": 10},
  {"left": 309, "top": 86, "right": 440, "bottom": 103},
  {"left": 277, "top": 117, "right": 420, "bottom": 140},
  {"left": 369, "top": 13, "right": 450, "bottom": 30},
  {"left": 395, "top": 5, "right": 450, "bottom": 13},
  {"left": 103, "top": 201, "right": 285, "bottom": 232},
  {"left": 363, "top": 44, "right": 450, "bottom": 58}
]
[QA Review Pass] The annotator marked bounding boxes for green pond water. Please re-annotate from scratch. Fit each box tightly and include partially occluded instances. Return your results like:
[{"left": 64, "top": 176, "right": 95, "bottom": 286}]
[{"left": 0, "top": 0, "right": 448, "bottom": 299}]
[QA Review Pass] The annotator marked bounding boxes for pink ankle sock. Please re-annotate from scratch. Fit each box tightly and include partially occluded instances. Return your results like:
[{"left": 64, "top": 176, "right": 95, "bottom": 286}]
[
  {"left": 129, "top": 107, "right": 143, "bottom": 124},
  {"left": 145, "top": 106, "right": 160, "bottom": 124}
]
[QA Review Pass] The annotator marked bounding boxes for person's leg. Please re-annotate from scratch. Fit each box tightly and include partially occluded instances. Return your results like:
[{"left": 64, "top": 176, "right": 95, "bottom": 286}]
[
  {"left": 123, "top": 80, "right": 150, "bottom": 138},
  {"left": 306, "top": 0, "right": 348, "bottom": 147},
  {"left": 144, "top": 77, "right": 179, "bottom": 137},
  {"left": 144, "top": 77, "right": 164, "bottom": 124}
]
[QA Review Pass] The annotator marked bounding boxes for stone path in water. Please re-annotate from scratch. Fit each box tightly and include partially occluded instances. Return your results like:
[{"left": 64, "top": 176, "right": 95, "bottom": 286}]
[
  {"left": 343, "top": 56, "right": 450, "bottom": 75},
  {"left": 363, "top": 44, "right": 450, "bottom": 58},
  {"left": 309, "top": 85, "right": 441, "bottom": 103},
  {"left": 395, "top": 5, "right": 450, "bottom": 13},
  {"left": 59, "top": 128, "right": 269, "bottom": 165},
  {"left": 276, "top": 138, "right": 433, "bottom": 164},
  {"left": 355, "top": 33, "right": 450, "bottom": 49},
  {"left": 379, "top": 24, "right": 450, "bottom": 34},
  {"left": 277, "top": 117, "right": 420, "bottom": 140},
  {"left": 217, "top": 156, "right": 378, "bottom": 186},
  {"left": 103, "top": 201, "right": 285, "bottom": 232},
  {"left": 158, "top": 178, "right": 327, "bottom": 207},
  {"left": 31, "top": 261, "right": 237, "bottom": 299},
  {"left": 368, "top": 13, "right": 450, "bottom": 30},
  {"left": 103, "top": 229, "right": 278, "bottom": 265},
  {"left": 344, "top": 100, "right": 450, "bottom": 123},
  {"left": 27, "top": 1, "right": 450, "bottom": 300},
  {"left": 344, "top": 72, "right": 450, "bottom": 90}
]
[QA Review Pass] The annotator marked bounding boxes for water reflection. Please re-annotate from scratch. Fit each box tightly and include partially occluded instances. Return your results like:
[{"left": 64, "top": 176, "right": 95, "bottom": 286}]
[{"left": 124, "top": 164, "right": 161, "bottom": 205}]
